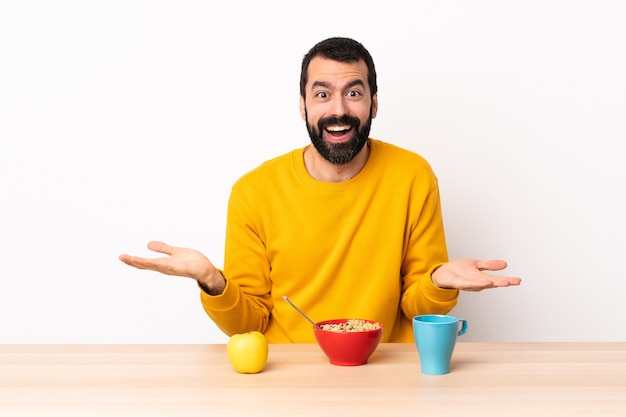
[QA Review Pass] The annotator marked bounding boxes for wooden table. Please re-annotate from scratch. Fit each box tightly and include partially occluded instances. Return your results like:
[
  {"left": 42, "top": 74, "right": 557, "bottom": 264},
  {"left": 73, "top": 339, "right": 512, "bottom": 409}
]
[{"left": 1, "top": 343, "right": 625, "bottom": 416}]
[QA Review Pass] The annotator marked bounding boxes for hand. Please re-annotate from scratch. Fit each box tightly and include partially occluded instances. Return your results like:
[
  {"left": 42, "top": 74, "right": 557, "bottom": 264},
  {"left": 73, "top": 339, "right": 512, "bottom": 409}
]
[
  {"left": 119, "top": 241, "right": 225, "bottom": 293},
  {"left": 431, "top": 259, "right": 522, "bottom": 292}
]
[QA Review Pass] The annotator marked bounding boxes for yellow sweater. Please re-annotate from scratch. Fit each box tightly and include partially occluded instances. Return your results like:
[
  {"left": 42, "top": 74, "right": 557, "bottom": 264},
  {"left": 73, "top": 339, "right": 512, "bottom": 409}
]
[{"left": 201, "top": 139, "right": 458, "bottom": 342}]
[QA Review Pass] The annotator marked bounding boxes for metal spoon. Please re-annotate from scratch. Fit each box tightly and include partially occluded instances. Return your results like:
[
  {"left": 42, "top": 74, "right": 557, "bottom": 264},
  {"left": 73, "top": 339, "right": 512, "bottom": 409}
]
[{"left": 282, "top": 295, "right": 321, "bottom": 329}]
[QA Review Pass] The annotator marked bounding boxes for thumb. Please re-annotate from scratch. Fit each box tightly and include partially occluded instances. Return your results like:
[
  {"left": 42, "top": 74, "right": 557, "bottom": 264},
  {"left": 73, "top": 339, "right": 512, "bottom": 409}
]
[
  {"left": 147, "top": 241, "right": 174, "bottom": 255},
  {"left": 476, "top": 259, "right": 508, "bottom": 271}
]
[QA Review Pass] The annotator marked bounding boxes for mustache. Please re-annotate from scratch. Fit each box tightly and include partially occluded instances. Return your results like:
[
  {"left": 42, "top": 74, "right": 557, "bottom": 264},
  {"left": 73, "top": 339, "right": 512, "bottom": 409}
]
[{"left": 318, "top": 115, "right": 361, "bottom": 131}]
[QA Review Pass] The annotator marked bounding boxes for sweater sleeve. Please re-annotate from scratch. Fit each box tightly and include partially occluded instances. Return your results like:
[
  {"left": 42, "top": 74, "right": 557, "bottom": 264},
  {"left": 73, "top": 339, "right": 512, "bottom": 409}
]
[
  {"left": 400, "top": 169, "right": 459, "bottom": 318},
  {"left": 199, "top": 179, "right": 273, "bottom": 336}
]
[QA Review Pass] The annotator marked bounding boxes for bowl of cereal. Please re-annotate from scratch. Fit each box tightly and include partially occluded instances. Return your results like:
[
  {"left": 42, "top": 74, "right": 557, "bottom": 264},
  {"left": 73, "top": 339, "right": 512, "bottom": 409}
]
[{"left": 313, "top": 318, "right": 383, "bottom": 366}]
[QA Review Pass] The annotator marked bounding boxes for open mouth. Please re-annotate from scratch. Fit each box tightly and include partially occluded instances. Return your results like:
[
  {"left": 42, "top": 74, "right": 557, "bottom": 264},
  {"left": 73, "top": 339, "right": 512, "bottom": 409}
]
[{"left": 324, "top": 124, "right": 353, "bottom": 138}]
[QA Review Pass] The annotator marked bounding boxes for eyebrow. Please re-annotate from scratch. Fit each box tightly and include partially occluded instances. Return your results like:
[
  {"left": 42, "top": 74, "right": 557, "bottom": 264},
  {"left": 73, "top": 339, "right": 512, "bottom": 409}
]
[{"left": 311, "top": 79, "right": 366, "bottom": 90}]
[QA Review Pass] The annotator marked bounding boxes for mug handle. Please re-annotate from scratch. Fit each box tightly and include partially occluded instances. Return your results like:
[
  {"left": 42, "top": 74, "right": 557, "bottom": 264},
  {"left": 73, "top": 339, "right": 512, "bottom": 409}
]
[{"left": 457, "top": 319, "right": 468, "bottom": 336}]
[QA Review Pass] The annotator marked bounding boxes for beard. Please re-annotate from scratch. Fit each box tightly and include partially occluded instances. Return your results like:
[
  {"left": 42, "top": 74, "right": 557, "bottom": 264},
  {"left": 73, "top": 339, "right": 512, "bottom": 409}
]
[{"left": 305, "top": 110, "right": 373, "bottom": 165}]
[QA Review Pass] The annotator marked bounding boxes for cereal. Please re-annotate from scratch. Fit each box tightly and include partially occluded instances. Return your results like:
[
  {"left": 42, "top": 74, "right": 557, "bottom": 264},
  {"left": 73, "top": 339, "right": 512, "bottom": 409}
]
[{"left": 320, "top": 319, "right": 381, "bottom": 332}]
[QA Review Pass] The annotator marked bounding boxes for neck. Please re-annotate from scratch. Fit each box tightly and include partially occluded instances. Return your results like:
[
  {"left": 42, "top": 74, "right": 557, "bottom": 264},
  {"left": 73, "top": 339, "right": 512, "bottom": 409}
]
[{"left": 304, "top": 140, "right": 370, "bottom": 182}]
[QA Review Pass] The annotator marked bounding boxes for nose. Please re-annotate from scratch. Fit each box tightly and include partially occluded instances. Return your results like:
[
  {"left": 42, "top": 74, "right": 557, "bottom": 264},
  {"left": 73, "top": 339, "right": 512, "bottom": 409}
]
[{"left": 328, "top": 95, "right": 348, "bottom": 117}]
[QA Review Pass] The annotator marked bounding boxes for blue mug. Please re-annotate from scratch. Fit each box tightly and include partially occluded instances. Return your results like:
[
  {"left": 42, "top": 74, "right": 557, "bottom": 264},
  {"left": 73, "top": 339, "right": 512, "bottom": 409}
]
[{"left": 412, "top": 314, "right": 468, "bottom": 375}]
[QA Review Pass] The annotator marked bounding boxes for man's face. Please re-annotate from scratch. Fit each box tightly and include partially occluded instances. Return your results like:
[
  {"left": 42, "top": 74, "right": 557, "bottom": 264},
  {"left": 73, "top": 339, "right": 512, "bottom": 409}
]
[{"left": 300, "top": 57, "right": 378, "bottom": 165}]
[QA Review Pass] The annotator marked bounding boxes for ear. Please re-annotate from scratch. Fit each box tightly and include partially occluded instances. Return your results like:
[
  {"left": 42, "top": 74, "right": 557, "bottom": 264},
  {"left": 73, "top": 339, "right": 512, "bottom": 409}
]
[
  {"left": 371, "top": 93, "right": 378, "bottom": 119},
  {"left": 299, "top": 96, "right": 306, "bottom": 120}
]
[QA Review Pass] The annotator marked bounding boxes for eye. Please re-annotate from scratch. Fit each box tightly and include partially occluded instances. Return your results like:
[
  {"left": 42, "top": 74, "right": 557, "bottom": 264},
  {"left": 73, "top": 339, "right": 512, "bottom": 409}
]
[
  {"left": 347, "top": 90, "right": 361, "bottom": 98},
  {"left": 315, "top": 91, "right": 329, "bottom": 99}
]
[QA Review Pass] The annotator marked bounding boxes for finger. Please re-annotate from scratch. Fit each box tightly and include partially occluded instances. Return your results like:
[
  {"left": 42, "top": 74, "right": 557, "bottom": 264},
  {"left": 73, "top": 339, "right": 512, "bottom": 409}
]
[
  {"left": 119, "top": 254, "right": 156, "bottom": 268},
  {"left": 460, "top": 278, "right": 496, "bottom": 292},
  {"left": 119, "top": 254, "right": 132, "bottom": 264},
  {"left": 498, "top": 276, "right": 522, "bottom": 286},
  {"left": 147, "top": 240, "right": 174, "bottom": 255},
  {"left": 476, "top": 259, "right": 508, "bottom": 271},
  {"left": 480, "top": 276, "right": 522, "bottom": 288}
]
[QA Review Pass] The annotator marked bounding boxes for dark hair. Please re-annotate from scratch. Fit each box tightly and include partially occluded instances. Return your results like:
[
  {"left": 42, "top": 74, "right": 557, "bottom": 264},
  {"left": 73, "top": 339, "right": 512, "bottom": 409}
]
[{"left": 300, "top": 37, "right": 377, "bottom": 99}]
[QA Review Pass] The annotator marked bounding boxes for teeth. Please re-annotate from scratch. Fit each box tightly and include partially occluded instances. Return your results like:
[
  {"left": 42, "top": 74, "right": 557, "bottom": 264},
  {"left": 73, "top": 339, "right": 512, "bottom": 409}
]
[{"left": 326, "top": 125, "right": 350, "bottom": 132}]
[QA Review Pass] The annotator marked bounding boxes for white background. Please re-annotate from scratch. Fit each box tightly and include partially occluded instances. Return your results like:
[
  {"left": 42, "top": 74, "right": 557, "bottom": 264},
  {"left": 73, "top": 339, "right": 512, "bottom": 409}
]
[{"left": 1, "top": 1, "right": 625, "bottom": 343}]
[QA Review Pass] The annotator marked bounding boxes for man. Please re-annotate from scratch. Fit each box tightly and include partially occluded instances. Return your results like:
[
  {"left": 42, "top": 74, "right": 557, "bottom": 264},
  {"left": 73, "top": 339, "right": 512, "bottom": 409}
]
[{"left": 119, "top": 37, "right": 521, "bottom": 343}]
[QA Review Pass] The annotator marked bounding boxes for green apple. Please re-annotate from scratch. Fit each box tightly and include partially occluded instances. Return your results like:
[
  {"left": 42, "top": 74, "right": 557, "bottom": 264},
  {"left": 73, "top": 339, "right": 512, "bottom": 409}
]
[{"left": 227, "top": 331, "right": 268, "bottom": 374}]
